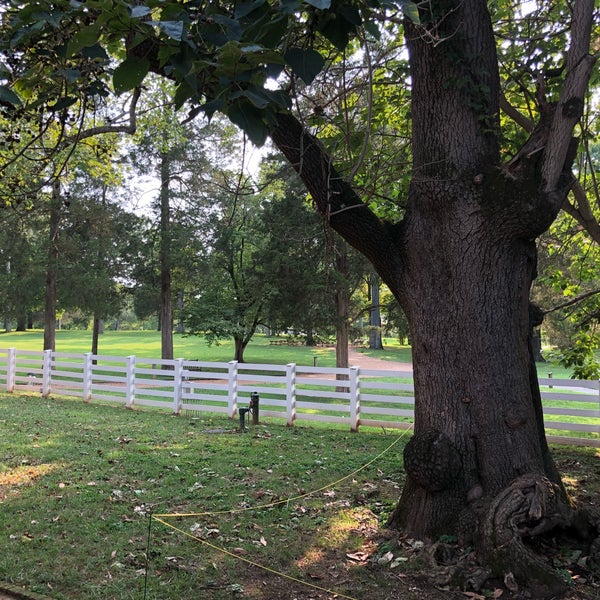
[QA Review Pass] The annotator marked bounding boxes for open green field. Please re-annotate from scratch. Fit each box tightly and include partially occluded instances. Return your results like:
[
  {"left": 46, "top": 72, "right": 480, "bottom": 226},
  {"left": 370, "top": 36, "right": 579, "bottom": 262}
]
[
  {"left": 0, "top": 394, "right": 598, "bottom": 600},
  {"left": 0, "top": 329, "right": 572, "bottom": 378}
]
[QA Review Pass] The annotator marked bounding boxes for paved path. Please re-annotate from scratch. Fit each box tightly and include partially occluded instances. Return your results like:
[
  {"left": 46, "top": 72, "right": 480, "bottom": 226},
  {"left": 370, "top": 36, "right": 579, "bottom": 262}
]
[
  {"left": 0, "top": 584, "right": 53, "bottom": 600},
  {"left": 348, "top": 347, "right": 412, "bottom": 371}
]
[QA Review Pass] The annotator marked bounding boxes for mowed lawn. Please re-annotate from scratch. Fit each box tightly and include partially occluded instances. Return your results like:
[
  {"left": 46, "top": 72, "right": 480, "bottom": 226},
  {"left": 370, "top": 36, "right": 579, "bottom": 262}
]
[
  {"left": 1, "top": 330, "right": 597, "bottom": 599},
  {"left": 0, "top": 391, "right": 598, "bottom": 599},
  {"left": 0, "top": 329, "right": 572, "bottom": 378}
]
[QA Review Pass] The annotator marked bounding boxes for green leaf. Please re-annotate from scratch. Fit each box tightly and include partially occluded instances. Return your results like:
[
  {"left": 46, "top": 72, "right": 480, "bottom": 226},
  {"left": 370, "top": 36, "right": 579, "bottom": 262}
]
[
  {"left": 131, "top": 6, "right": 152, "bottom": 18},
  {"left": 49, "top": 96, "right": 78, "bottom": 111},
  {"left": 305, "top": 0, "right": 331, "bottom": 9},
  {"left": 284, "top": 48, "right": 325, "bottom": 84},
  {"left": 227, "top": 102, "right": 268, "bottom": 146},
  {"left": 235, "top": 0, "right": 267, "bottom": 19},
  {"left": 173, "top": 81, "right": 195, "bottom": 109},
  {"left": 231, "top": 89, "right": 270, "bottom": 109},
  {"left": 113, "top": 57, "right": 150, "bottom": 95},
  {"left": 318, "top": 13, "right": 354, "bottom": 51},
  {"left": 0, "top": 86, "right": 21, "bottom": 106},
  {"left": 156, "top": 21, "right": 184, "bottom": 41},
  {"left": 66, "top": 23, "right": 101, "bottom": 56},
  {"left": 363, "top": 20, "right": 381, "bottom": 40},
  {"left": 263, "top": 88, "right": 292, "bottom": 109},
  {"left": 400, "top": 0, "right": 420, "bottom": 24},
  {"left": 81, "top": 44, "right": 109, "bottom": 60},
  {"left": 217, "top": 41, "right": 243, "bottom": 72}
]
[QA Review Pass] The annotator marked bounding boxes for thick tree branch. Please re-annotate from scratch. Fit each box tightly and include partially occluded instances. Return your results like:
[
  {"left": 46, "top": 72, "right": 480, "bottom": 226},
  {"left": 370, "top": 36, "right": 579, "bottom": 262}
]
[
  {"left": 541, "top": 0, "right": 597, "bottom": 199},
  {"left": 562, "top": 182, "right": 600, "bottom": 245},
  {"left": 65, "top": 88, "right": 141, "bottom": 145},
  {"left": 269, "top": 112, "right": 404, "bottom": 294}
]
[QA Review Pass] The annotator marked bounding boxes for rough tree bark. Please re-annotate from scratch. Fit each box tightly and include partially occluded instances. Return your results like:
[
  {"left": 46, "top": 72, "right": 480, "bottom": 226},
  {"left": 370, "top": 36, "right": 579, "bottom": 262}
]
[
  {"left": 159, "top": 151, "right": 174, "bottom": 362},
  {"left": 368, "top": 271, "right": 383, "bottom": 350},
  {"left": 271, "top": 0, "right": 597, "bottom": 593},
  {"left": 43, "top": 180, "right": 61, "bottom": 352}
]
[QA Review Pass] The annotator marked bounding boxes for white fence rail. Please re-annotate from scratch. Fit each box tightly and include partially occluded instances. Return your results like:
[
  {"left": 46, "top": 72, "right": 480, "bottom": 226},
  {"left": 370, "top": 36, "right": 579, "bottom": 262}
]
[{"left": 0, "top": 348, "right": 599, "bottom": 446}]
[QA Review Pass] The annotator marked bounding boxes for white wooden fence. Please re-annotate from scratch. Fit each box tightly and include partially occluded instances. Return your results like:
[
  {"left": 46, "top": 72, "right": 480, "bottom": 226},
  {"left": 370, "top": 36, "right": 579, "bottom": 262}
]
[{"left": 0, "top": 347, "right": 598, "bottom": 446}]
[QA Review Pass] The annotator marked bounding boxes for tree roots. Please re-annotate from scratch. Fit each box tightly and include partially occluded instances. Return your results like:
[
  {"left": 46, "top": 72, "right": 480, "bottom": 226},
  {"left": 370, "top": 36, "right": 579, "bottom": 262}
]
[
  {"left": 471, "top": 473, "right": 600, "bottom": 597},
  {"left": 403, "top": 473, "right": 600, "bottom": 598}
]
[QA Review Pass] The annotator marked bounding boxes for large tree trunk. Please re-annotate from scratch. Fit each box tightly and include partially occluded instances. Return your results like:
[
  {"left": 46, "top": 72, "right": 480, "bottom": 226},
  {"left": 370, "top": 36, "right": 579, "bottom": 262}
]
[
  {"left": 368, "top": 271, "right": 383, "bottom": 350},
  {"left": 387, "top": 183, "right": 565, "bottom": 537},
  {"left": 43, "top": 181, "right": 61, "bottom": 352},
  {"left": 159, "top": 151, "right": 174, "bottom": 361},
  {"left": 270, "top": 0, "right": 596, "bottom": 592}
]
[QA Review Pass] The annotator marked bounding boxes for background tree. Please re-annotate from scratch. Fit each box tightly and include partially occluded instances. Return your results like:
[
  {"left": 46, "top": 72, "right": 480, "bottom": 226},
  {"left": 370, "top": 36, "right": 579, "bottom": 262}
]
[
  {"left": 0, "top": 209, "right": 46, "bottom": 332},
  {"left": 128, "top": 81, "right": 191, "bottom": 359},
  {"left": 184, "top": 177, "right": 268, "bottom": 362},
  {"left": 58, "top": 172, "right": 143, "bottom": 353},
  {"left": 259, "top": 161, "right": 367, "bottom": 350}
]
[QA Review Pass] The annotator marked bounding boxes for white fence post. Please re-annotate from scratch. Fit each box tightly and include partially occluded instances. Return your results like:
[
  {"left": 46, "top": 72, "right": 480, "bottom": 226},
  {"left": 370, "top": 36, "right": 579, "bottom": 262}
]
[
  {"left": 349, "top": 366, "right": 360, "bottom": 432},
  {"left": 125, "top": 355, "right": 136, "bottom": 408},
  {"left": 6, "top": 348, "right": 16, "bottom": 392},
  {"left": 173, "top": 358, "right": 184, "bottom": 415},
  {"left": 286, "top": 363, "right": 296, "bottom": 427},
  {"left": 228, "top": 360, "right": 238, "bottom": 419},
  {"left": 83, "top": 353, "right": 93, "bottom": 402},
  {"left": 42, "top": 349, "right": 52, "bottom": 397}
]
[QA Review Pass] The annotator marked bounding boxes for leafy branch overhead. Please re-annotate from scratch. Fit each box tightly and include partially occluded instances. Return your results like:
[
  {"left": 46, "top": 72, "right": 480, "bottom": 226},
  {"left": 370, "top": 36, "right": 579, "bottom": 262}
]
[{"left": 0, "top": 0, "right": 419, "bottom": 146}]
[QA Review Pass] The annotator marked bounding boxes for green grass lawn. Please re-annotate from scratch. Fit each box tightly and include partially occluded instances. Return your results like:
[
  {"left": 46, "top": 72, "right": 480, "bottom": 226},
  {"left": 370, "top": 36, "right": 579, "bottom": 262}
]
[
  {"left": 0, "top": 330, "right": 342, "bottom": 367},
  {"left": 0, "top": 393, "right": 598, "bottom": 599},
  {"left": 0, "top": 393, "right": 407, "bottom": 599},
  {"left": 0, "top": 329, "right": 573, "bottom": 378}
]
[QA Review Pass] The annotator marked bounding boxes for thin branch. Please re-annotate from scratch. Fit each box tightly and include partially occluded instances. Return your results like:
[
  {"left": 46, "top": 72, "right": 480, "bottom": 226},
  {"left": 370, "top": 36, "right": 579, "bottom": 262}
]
[{"left": 543, "top": 288, "right": 600, "bottom": 316}]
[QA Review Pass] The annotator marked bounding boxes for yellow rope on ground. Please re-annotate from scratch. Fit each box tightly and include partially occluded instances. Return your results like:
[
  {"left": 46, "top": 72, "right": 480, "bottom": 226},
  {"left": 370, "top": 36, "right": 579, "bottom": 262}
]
[
  {"left": 149, "top": 426, "right": 413, "bottom": 599},
  {"left": 153, "top": 516, "right": 361, "bottom": 600},
  {"left": 153, "top": 426, "right": 412, "bottom": 519}
]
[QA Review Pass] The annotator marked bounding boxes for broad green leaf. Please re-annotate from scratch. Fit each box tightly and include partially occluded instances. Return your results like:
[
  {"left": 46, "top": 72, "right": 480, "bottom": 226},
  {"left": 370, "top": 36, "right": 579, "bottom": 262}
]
[
  {"left": 0, "top": 86, "right": 21, "bottom": 106},
  {"left": 400, "top": 0, "right": 420, "bottom": 24},
  {"left": 156, "top": 21, "right": 185, "bottom": 41},
  {"left": 218, "top": 41, "right": 243, "bottom": 71},
  {"left": 305, "top": 0, "right": 331, "bottom": 9},
  {"left": 131, "top": 6, "right": 152, "bottom": 18},
  {"left": 81, "top": 44, "right": 109, "bottom": 60},
  {"left": 173, "top": 80, "right": 195, "bottom": 109},
  {"left": 363, "top": 20, "right": 381, "bottom": 40},
  {"left": 231, "top": 88, "right": 270, "bottom": 109},
  {"left": 66, "top": 24, "right": 101, "bottom": 56},
  {"left": 49, "top": 96, "right": 78, "bottom": 111},
  {"left": 201, "top": 97, "right": 226, "bottom": 118},
  {"left": 284, "top": 48, "right": 325, "bottom": 84},
  {"left": 337, "top": 5, "right": 361, "bottom": 26},
  {"left": 227, "top": 102, "right": 268, "bottom": 146},
  {"left": 113, "top": 57, "right": 150, "bottom": 95},
  {"left": 318, "top": 13, "right": 353, "bottom": 51},
  {"left": 263, "top": 88, "right": 292, "bottom": 109},
  {"left": 235, "top": 0, "right": 267, "bottom": 19}
]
